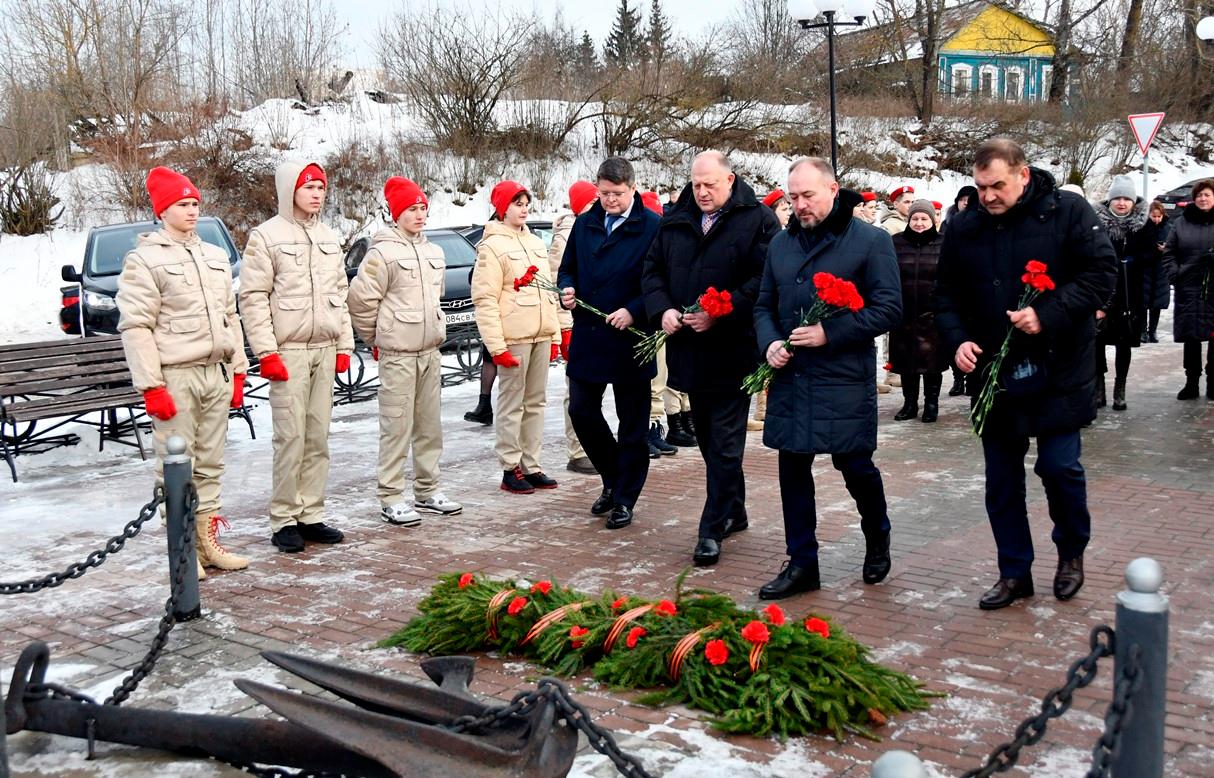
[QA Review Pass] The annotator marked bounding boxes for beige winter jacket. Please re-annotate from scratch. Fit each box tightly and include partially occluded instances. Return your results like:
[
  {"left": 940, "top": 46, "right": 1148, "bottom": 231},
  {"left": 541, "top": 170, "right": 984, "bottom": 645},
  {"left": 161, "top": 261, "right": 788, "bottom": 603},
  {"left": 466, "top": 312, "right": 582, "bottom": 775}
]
[
  {"left": 117, "top": 230, "right": 249, "bottom": 391},
  {"left": 471, "top": 220, "right": 560, "bottom": 356},
  {"left": 882, "top": 214, "right": 907, "bottom": 236},
  {"left": 238, "top": 161, "right": 354, "bottom": 357},
  {"left": 547, "top": 212, "right": 575, "bottom": 331},
  {"left": 347, "top": 226, "right": 447, "bottom": 355}
]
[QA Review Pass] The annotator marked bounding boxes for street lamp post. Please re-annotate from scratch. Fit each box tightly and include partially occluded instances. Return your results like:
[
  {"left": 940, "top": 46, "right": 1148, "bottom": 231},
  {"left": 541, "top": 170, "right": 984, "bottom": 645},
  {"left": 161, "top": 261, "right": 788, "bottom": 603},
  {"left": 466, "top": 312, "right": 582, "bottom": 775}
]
[{"left": 788, "top": 0, "right": 877, "bottom": 172}]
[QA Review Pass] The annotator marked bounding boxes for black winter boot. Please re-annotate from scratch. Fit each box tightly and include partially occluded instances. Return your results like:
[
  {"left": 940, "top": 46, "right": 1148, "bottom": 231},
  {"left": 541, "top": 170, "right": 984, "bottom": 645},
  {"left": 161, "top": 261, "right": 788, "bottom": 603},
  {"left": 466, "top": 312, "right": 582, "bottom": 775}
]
[
  {"left": 1096, "top": 379, "right": 1107, "bottom": 408},
  {"left": 948, "top": 367, "right": 966, "bottom": 396},
  {"left": 921, "top": 373, "right": 941, "bottom": 423},
  {"left": 665, "top": 413, "right": 696, "bottom": 447},
  {"left": 648, "top": 421, "right": 677, "bottom": 456},
  {"left": 894, "top": 374, "right": 920, "bottom": 421},
  {"left": 680, "top": 410, "right": 698, "bottom": 442},
  {"left": 1112, "top": 375, "right": 1127, "bottom": 411},
  {"left": 464, "top": 394, "right": 493, "bottom": 425},
  {"left": 1177, "top": 376, "right": 1200, "bottom": 400}
]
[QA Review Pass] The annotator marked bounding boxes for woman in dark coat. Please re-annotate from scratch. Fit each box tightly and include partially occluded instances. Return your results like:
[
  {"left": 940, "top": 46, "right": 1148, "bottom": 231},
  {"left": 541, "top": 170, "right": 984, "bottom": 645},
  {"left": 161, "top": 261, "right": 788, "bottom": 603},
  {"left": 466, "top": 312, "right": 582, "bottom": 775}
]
[
  {"left": 1092, "top": 175, "right": 1148, "bottom": 411},
  {"left": 1138, "top": 200, "right": 1172, "bottom": 342},
  {"left": 1163, "top": 178, "right": 1214, "bottom": 400},
  {"left": 890, "top": 199, "right": 947, "bottom": 422}
]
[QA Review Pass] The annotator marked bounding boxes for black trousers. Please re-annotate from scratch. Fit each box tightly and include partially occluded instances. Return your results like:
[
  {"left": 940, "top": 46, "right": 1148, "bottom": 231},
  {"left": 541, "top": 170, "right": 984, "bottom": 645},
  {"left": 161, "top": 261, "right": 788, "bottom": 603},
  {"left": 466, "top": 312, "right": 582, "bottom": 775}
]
[
  {"left": 568, "top": 377, "right": 651, "bottom": 509},
  {"left": 687, "top": 389, "right": 750, "bottom": 540},
  {"left": 777, "top": 451, "right": 891, "bottom": 566},
  {"left": 1183, "top": 341, "right": 1214, "bottom": 377}
]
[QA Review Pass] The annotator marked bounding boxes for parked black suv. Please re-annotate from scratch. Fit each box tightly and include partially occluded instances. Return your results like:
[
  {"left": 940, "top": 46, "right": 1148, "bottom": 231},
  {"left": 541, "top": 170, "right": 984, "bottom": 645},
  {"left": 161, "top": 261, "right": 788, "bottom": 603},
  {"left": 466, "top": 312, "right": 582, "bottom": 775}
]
[
  {"left": 342, "top": 228, "right": 480, "bottom": 326},
  {"left": 1155, "top": 178, "right": 1207, "bottom": 212},
  {"left": 60, "top": 217, "right": 241, "bottom": 336}
]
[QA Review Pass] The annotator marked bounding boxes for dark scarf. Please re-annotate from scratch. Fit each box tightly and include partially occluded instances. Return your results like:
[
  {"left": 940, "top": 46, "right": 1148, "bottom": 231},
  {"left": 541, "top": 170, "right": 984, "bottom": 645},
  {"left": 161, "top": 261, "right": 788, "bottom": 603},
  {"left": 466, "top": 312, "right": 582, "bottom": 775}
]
[
  {"left": 901, "top": 224, "right": 938, "bottom": 247},
  {"left": 1096, "top": 200, "right": 1147, "bottom": 244},
  {"left": 1184, "top": 202, "right": 1214, "bottom": 225}
]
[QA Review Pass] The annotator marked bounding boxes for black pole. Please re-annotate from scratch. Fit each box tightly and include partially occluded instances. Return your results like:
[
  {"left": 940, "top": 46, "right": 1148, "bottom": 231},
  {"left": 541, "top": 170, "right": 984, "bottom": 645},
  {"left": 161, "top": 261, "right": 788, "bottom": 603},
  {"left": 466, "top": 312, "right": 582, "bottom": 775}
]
[
  {"left": 1, "top": 673, "right": 9, "bottom": 778},
  {"left": 826, "top": 10, "right": 838, "bottom": 172},
  {"left": 163, "top": 435, "right": 201, "bottom": 622}
]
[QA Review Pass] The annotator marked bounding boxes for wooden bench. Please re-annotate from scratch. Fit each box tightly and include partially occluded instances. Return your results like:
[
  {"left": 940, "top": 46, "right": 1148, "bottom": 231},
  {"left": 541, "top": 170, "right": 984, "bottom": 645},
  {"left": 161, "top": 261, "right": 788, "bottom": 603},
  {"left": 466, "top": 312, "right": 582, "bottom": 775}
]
[
  {"left": 0, "top": 336, "right": 256, "bottom": 482},
  {"left": 0, "top": 336, "right": 147, "bottom": 482}
]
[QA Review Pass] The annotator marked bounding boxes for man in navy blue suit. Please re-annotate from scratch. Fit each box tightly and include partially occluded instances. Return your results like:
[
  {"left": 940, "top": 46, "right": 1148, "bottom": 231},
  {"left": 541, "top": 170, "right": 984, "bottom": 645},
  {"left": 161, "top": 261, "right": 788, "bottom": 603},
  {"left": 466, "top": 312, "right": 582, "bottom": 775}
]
[{"left": 558, "top": 157, "right": 662, "bottom": 530}]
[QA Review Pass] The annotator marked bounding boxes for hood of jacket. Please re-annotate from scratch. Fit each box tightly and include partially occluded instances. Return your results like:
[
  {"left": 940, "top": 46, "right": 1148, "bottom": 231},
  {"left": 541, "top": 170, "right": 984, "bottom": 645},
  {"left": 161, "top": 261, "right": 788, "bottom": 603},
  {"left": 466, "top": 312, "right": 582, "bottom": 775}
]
[
  {"left": 274, "top": 160, "right": 325, "bottom": 224},
  {"left": 975, "top": 166, "right": 1058, "bottom": 220},
  {"left": 665, "top": 174, "right": 761, "bottom": 226},
  {"left": 785, "top": 187, "right": 864, "bottom": 241},
  {"left": 480, "top": 219, "right": 533, "bottom": 242},
  {"left": 370, "top": 225, "right": 428, "bottom": 248},
  {"left": 1182, "top": 202, "right": 1214, "bottom": 225},
  {"left": 139, "top": 229, "right": 203, "bottom": 249}
]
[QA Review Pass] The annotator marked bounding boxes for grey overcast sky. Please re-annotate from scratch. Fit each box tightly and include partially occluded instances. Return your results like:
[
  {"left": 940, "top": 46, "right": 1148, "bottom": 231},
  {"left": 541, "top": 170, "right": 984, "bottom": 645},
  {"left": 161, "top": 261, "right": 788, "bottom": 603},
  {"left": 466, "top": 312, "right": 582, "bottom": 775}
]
[{"left": 338, "top": 0, "right": 738, "bottom": 68}]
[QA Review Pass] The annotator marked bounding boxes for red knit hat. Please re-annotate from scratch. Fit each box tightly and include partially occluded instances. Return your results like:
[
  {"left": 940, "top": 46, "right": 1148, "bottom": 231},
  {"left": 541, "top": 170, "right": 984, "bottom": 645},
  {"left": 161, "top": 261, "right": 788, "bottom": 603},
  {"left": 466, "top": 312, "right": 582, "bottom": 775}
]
[
  {"left": 490, "top": 180, "right": 529, "bottom": 219},
  {"left": 384, "top": 177, "right": 428, "bottom": 221},
  {"left": 889, "top": 185, "right": 914, "bottom": 201},
  {"left": 296, "top": 163, "right": 327, "bottom": 191},
  {"left": 762, "top": 189, "right": 786, "bottom": 208},
  {"left": 861, "top": 191, "right": 878, "bottom": 202},
  {"left": 641, "top": 191, "right": 663, "bottom": 215},
  {"left": 568, "top": 181, "right": 597, "bottom": 215},
  {"left": 146, "top": 167, "right": 201, "bottom": 218}
]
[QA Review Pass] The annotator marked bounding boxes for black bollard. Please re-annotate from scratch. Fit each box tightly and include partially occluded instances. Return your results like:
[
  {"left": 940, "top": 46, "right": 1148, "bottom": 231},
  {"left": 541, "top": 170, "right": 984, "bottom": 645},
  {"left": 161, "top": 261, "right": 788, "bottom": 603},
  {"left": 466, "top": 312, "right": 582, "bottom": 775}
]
[
  {"left": 2, "top": 674, "right": 8, "bottom": 778},
  {"left": 163, "top": 435, "right": 201, "bottom": 622},
  {"left": 1112, "top": 558, "right": 1167, "bottom": 778}
]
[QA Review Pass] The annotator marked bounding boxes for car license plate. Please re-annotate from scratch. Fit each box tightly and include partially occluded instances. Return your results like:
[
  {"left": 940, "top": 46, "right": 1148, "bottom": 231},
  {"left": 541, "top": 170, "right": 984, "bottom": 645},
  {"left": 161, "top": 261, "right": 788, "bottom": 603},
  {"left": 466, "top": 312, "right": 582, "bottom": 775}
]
[{"left": 445, "top": 311, "right": 476, "bottom": 324}]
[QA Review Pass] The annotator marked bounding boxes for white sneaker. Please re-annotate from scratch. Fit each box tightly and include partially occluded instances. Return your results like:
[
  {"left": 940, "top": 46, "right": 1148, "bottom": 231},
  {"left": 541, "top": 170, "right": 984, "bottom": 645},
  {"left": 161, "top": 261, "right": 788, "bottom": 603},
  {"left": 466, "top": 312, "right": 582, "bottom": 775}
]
[
  {"left": 414, "top": 492, "right": 463, "bottom": 515},
  {"left": 381, "top": 503, "right": 422, "bottom": 527}
]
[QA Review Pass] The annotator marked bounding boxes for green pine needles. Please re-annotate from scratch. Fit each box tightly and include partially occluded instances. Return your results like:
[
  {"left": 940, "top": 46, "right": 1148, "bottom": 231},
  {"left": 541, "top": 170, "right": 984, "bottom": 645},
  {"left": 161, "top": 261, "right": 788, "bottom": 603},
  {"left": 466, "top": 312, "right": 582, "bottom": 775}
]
[{"left": 379, "top": 571, "right": 939, "bottom": 740}]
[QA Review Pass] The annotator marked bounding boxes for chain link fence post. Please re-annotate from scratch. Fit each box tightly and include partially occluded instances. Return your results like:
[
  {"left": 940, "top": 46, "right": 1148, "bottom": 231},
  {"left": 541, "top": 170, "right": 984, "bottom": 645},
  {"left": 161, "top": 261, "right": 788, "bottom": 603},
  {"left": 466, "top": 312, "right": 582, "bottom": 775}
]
[
  {"left": 1112, "top": 557, "right": 1167, "bottom": 778},
  {"left": 163, "top": 436, "right": 201, "bottom": 622},
  {"left": 871, "top": 750, "right": 928, "bottom": 777}
]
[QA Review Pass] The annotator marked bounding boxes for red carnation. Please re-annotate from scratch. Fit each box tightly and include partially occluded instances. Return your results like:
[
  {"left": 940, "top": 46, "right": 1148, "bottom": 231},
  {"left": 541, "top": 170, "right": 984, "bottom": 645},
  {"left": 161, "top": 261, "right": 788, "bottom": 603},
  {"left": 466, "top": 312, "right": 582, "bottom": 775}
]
[
  {"left": 507, "top": 596, "right": 528, "bottom": 616},
  {"left": 804, "top": 616, "right": 831, "bottom": 639},
  {"left": 762, "top": 603, "right": 786, "bottom": 626},
  {"left": 611, "top": 596, "right": 627, "bottom": 610},
  {"left": 704, "top": 639, "right": 729, "bottom": 666},
  {"left": 741, "top": 620, "right": 770, "bottom": 645},
  {"left": 569, "top": 625, "right": 589, "bottom": 649},
  {"left": 655, "top": 599, "right": 678, "bottom": 616},
  {"left": 458, "top": 572, "right": 474, "bottom": 588},
  {"left": 625, "top": 626, "right": 646, "bottom": 649},
  {"left": 1025, "top": 260, "right": 1047, "bottom": 274},
  {"left": 697, "top": 286, "right": 734, "bottom": 319},
  {"left": 531, "top": 580, "right": 552, "bottom": 595},
  {"left": 1029, "top": 274, "right": 1056, "bottom": 292}
]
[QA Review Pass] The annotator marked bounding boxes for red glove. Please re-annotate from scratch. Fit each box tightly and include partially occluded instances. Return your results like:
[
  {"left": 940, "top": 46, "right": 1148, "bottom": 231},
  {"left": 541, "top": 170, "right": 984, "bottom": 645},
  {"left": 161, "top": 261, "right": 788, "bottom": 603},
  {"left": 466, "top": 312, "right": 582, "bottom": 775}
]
[
  {"left": 143, "top": 386, "right": 177, "bottom": 421},
  {"left": 230, "top": 374, "right": 245, "bottom": 409},
  {"left": 559, "top": 329, "right": 572, "bottom": 362},
  {"left": 372, "top": 347, "right": 379, "bottom": 361},
  {"left": 550, "top": 343, "right": 560, "bottom": 362},
  {"left": 492, "top": 351, "right": 520, "bottom": 368},
  {"left": 259, "top": 353, "right": 289, "bottom": 381},
  {"left": 335, "top": 353, "right": 351, "bottom": 373}
]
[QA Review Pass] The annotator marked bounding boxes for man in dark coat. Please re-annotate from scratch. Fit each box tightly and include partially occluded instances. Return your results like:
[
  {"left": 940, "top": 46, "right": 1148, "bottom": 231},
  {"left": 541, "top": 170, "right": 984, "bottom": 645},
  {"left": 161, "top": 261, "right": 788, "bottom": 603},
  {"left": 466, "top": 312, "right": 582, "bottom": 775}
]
[
  {"left": 935, "top": 138, "right": 1116, "bottom": 611},
  {"left": 754, "top": 157, "right": 903, "bottom": 600},
  {"left": 558, "top": 157, "right": 661, "bottom": 530},
  {"left": 642, "top": 150, "right": 781, "bottom": 567}
]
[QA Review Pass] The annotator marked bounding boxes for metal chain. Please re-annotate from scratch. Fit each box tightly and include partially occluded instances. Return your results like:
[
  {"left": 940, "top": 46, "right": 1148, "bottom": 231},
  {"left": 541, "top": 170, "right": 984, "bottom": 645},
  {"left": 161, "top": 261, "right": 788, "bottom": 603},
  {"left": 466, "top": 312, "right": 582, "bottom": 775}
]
[
  {"left": 961, "top": 625, "right": 1116, "bottom": 778},
  {"left": 1, "top": 485, "right": 166, "bottom": 594},
  {"left": 1087, "top": 643, "right": 1145, "bottom": 778},
  {"left": 102, "top": 483, "right": 198, "bottom": 706},
  {"left": 448, "top": 677, "right": 653, "bottom": 778}
]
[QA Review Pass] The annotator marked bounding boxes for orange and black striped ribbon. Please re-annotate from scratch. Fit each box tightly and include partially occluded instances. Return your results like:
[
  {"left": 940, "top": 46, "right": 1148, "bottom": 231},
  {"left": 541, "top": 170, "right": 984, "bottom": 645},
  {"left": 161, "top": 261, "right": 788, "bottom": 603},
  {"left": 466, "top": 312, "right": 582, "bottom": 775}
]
[
  {"left": 748, "top": 642, "right": 765, "bottom": 672},
  {"left": 603, "top": 604, "right": 654, "bottom": 653},
  {"left": 521, "top": 601, "right": 590, "bottom": 645},
  {"left": 668, "top": 626, "right": 711, "bottom": 680},
  {"left": 485, "top": 588, "right": 516, "bottom": 640}
]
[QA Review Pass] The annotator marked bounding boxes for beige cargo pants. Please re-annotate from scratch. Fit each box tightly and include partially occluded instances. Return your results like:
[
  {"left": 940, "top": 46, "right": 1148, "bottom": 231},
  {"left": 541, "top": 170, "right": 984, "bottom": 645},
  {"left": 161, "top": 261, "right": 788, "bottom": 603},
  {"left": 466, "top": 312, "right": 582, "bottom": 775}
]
[
  {"left": 564, "top": 374, "right": 586, "bottom": 460},
  {"left": 495, "top": 340, "right": 549, "bottom": 472},
  {"left": 649, "top": 344, "right": 690, "bottom": 422},
  {"left": 268, "top": 345, "right": 335, "bottom": 531},
  {"left": 154, "top": 363, "right": 230, "bottom": 518},
  {"left": 377, "top": 349, "right": 442, "bottom": 506}
]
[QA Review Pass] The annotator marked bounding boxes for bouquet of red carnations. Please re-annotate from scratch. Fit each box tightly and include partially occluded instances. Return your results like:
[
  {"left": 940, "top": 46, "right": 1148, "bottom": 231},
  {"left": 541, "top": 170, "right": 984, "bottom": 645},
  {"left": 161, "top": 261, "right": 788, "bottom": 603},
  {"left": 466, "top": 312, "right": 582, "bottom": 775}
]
[
  {"left": 969, "top": 260, "right": 1056, "bottom": 436},
  {"left": 741, "top": 272, "right": 864, "bottom": 395},
  {"left": 633, "top": 286, "right": 733, "bottom": 364}
]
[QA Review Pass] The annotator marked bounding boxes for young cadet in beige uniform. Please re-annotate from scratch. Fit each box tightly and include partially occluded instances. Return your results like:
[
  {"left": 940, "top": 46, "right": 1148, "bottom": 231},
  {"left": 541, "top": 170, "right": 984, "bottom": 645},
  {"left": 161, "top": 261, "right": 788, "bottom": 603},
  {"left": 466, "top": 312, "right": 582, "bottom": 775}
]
[
  {"left": 549, "top": 179, "right": 598, "bottom": 476},
  {"left": 347, "top": 177, "right": 463, "bottom": 526},
  {"left": 239, "top": 161, "right": 354, "bottom": 553},
  {"left": 117, "top": 166, "right": 249, "bottom": 580},
  {"left": 472, "top": 180, "right": 562, "bottom": 494}
]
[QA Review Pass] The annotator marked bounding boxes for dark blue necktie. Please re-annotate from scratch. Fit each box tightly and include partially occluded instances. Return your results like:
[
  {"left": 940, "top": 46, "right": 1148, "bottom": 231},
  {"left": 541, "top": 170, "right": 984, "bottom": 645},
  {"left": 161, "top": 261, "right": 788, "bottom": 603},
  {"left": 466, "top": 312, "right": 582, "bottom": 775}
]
[{"left": 606, "top": 214, "right": 621, "bottom": 234}]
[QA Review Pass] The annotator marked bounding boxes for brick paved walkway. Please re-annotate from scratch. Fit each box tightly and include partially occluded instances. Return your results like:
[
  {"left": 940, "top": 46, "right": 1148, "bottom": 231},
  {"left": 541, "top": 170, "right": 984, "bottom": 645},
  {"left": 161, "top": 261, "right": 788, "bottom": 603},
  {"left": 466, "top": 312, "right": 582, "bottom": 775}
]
[{"left": 3, "top": 335, "right": 1212, "bottom": 776}]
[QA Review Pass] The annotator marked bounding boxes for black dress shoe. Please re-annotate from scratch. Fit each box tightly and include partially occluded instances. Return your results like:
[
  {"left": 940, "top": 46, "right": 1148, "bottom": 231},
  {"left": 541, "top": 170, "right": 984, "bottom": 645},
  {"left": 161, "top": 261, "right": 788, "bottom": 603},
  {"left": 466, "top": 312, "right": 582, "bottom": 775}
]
[
  {"left": 862, "top": 532, "right": 891, "bottom": 584},
  {"left": 1053, "top": 556, "right": 1085, "bottom": 600},
  {"left": 723, "top": 515, "right": 749, "bottom": 537},
  {"left": 605, "top": 505, "right": 633, "bottom": 530},
  {"left": 297, "top": 522, "right": 344, "bottom": 544},
  {"left": 591, "top": 488, "right": 615, "bottom": 515},
  {"left": 978, "top": 577, "right": 1035, "bottom": 610},
  {"left": 759, "top": 561, "right": 820, "bottom": 600},
  {"left": 692, "top": 537, "right": 720, "bottom": 567}
]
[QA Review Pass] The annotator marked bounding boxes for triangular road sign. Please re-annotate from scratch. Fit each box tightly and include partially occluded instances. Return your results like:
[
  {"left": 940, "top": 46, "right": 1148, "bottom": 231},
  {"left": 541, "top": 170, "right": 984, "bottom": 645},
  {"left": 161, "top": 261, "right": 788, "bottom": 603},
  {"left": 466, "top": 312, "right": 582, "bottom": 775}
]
[{"left": 1128, "top": 112, "right": 1165, "bottom": 156}]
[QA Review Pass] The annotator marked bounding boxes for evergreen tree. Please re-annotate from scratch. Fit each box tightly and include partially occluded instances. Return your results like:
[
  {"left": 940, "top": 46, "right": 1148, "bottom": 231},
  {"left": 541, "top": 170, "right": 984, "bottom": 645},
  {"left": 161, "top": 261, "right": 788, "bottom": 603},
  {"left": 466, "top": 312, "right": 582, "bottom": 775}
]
[
  {"left": 604, "top": 0, "right": 648, "bottom": 68},
  {"left": 576, "top": 31, "right": 599, "bottom": 73},
  {"left": 648, "top": 0, "right": 673, "bottom": 68}
]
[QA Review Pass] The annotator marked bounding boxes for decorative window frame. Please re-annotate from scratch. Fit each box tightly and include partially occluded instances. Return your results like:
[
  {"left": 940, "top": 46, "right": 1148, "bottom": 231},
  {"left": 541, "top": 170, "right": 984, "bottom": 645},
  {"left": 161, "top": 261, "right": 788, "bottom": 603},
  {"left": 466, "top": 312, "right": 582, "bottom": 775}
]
[
  {"left": 978, "top": 64, "right": 999, "bottom": 98},
  {"left": 1004, "top": 66, "right": 1024, "bottom": 101},
  {"left": 951, "top": 63, "right": 973, "bottom": 97}
]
